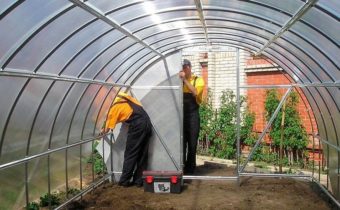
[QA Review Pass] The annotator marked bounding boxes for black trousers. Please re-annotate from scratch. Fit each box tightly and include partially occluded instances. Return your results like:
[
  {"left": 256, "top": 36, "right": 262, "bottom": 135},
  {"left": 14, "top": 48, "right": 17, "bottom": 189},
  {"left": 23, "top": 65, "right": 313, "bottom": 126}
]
[
  {"left": 119, "top": 118, "right": 152, "bottom": 185},
  {"left": 183, "top": 110, "right": 200, "bottom": 174}
]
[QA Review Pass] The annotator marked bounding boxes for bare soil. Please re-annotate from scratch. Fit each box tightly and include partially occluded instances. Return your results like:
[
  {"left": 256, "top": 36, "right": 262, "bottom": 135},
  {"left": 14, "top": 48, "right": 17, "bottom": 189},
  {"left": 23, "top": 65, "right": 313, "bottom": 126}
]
[{"left": 67, "top": 161, "right": 334, "bottom": 210}]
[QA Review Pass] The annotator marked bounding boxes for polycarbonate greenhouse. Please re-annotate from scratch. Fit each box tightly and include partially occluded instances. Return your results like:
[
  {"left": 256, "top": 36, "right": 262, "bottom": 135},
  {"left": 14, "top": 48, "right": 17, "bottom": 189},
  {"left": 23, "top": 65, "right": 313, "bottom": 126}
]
[{"left": 0, "top": 0, "right": 339, "bottom": 209}]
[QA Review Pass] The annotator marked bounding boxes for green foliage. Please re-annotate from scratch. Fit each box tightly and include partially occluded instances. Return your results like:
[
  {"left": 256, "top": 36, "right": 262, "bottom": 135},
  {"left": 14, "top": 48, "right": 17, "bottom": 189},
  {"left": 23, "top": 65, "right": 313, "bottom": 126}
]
[
  {"left": 26, "top": 202, "right": 39, "bottom": 210},
  {"left": 86, "top": 140, "right": 106, "bottom": 174},
  {"left": 264, "top": 89, "right": 308, "bottom": 165},
  {"left": 199, "top": 90, "right": 257, "bottom": 159},
  {"left": 39, "top": 192, "right": 60, "bottom": 207}
]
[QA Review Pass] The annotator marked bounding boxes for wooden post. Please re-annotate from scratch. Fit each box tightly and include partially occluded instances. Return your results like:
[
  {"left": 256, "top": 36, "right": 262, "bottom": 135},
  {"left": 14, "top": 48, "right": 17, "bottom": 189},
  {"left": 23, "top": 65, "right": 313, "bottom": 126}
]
[{"left": 279, "top": 101, "right": 286, "bottom": 173}]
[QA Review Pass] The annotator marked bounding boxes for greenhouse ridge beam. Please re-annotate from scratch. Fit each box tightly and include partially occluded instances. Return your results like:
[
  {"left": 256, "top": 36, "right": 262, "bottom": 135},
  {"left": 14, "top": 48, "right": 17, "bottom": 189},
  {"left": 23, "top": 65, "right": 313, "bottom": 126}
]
[
  {"left": 194, "top": 0, "right": 210, "bottom": 44},
  {"left": 69, "top": 0, "right": 165, "bottom": 58},
  {"left": 0, "top": 68, "right": 129, "bottom": 87},
  {"left": 254, "top": 0, "right": 318, "bottom": 56}
]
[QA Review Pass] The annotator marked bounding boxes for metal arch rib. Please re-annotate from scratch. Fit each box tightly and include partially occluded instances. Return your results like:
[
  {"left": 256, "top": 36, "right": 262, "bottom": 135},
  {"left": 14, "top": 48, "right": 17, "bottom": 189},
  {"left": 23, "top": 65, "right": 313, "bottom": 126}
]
[
  {"left": 69, "top": 0, "right": 165, "bottom": 58},
  {"left": 194, "top": 0, "right": 210, "bottom": 44},
  {"left": 254, "top": 0, "right": 318, "bottom": 56}
]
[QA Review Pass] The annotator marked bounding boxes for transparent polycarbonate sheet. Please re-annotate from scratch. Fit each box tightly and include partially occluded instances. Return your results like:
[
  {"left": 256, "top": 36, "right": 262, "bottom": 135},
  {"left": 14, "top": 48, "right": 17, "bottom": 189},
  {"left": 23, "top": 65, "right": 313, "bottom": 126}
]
[
  {"left": 0, "top": 1, "right": 15, "bottom": 15},
  {"left": 27, "top": 157, "right": 48, "bottom": 206},
  {"left": 0, "top": 76, "right": 27, "bottom": 151},
  {"left": 50, "top": 83, "right": 88, "bottom": 149},
  {"left": 49, "top": 150, "right": 67, "bottom": 191},
  {"left": 93, "top": 89, "right": 118, "bottom": 136},
  {"left": 132, "top": 52, "right": 181, "bottom": 86},
  {"left": 134, "top": 21, "right": 202, "bottom": 39},
  {"left": 38, "top": 27, "right": 123, "bottom": 76},
  {"left": 0, "top": 0, "right": 71, "bottom": 63},
  {"left": 86, "top": 0, "right": 139, "bottom": 13},
  {"left": 284, "top": 25, "right": 340, "bottom": 77},
  {"left": 68, "top": 84, "right": 102, "bottom": 143},
  {"left": 327, "top": 146, "right": 340, "bottom": 199},
  {"left": 6, "top": 7, "right": 95, "bottom": 71},
  {"left": 142, "top": 27, "right": 205, "bottom": 44},
  {"left": 318, "top": 0, "right": 340, "bottom": 20},
  {"left": 96, "top": 0, "right": 193, "bottom": 22},
  {"left": 80, "top": 37, "right": 134, "bottom": 79},
  {"left": 0, "top": 165, "right": 25, "bottom": 209},
  {"left": 81, "top": 142, "right": 94, "bottom": 187},
  {"left": 150, "top": 34, "right": 206, "bottom": 49},
  {"left": 66, "top": 146, "right": 83, "bottom": 190},
  {"left": 82, "top": 86, "right": 112, "bottom": 137},
  {"left": 114, "top": 50, "right": 158, "bottom": 83},
  {"left": 1, "top": 79, "right": 53, "bottom": 164},
  {"left": 303, "top": 5, "right": 339, "bottom": 45},
  {"left": 134, "top": 87, "right": 182, "bottom": 170},
  {"left": 268, "top": 40, "right": 331, "bottom": 82},
  {"left": 205, "top": 19, "right": 276, "bottom": 38},
  {"left": 29, "top": 81, "right": 73, "bottom": 156},
  {"left": 95, "top": 45, "right": 147, "bottom": 81}
]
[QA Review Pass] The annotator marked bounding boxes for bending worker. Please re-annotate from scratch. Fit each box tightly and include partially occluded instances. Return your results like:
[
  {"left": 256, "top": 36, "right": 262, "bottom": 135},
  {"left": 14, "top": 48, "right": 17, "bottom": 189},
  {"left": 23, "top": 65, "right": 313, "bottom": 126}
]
[
  {"left": 103, "top": 91, "right": 152, "bottom": 187},
  {"left": 179, "top": 59, "right": 205, "bottom": 175}
]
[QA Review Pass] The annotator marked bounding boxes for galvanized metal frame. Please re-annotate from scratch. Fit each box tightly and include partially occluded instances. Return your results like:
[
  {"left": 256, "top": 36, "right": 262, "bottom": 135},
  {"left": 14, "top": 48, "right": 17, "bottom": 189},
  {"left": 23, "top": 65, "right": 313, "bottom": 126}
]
[
  {"left": 194, "top": 0, "right": 210, "bottom": 44},
  {"left": 0, "top": 0, "right": 339, "bottom": 209},
  {"left": 254, "top": 0, "right": 318, "bottom": 56}
]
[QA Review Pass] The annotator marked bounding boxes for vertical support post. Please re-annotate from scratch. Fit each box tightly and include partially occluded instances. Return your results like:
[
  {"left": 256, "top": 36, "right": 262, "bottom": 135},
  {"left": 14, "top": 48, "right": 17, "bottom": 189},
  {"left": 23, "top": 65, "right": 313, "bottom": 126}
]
[
  {"left": 110, "top": 132, "right": 114, "bottom": 182},
  {"left": 25, "top": 161, "right": 29, "bottom": 209},
  {"left": 47, "top": 154, "right": 51, "bottom": 209},
  {"left": 80, "top": 144, "right": 83, "bottom": 201},
  {"left": 236, "top": 48, "right": 241, "bottom": 184}
]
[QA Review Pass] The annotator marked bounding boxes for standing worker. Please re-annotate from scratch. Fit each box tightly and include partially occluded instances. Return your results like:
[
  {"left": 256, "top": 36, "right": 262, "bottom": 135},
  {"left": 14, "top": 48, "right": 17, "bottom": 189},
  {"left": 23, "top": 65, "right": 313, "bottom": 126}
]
[
  {"left": 179, "top": 59, "right": 205, "bottom": 175},
  {"left": 103, "top": 91, "right": 152, "bottom": 187}
]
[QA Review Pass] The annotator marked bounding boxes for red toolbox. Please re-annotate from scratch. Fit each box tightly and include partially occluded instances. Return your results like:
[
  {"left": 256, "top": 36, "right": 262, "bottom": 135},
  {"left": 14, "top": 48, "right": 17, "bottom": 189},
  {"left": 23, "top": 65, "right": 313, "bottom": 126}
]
[{"left": 142, "top": 171, "right": 183, "bottom": 193}]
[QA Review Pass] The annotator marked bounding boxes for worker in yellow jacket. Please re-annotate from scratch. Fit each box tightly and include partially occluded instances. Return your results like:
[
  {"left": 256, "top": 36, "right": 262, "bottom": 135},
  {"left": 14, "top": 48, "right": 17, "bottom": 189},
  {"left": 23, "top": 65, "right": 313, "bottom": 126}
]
[
  {"left": 103, "top": 92, "right": 152, "bottom": 187},
  {"left": 179, "top": 59, "right": 205, "bottom": 175}
]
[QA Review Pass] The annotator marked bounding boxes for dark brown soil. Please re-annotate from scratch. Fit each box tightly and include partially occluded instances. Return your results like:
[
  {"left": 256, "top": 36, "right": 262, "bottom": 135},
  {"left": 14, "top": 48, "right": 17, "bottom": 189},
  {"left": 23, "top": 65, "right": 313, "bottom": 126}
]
[{"left": 67, "top": 161, "right": 333, "bottom": 210}]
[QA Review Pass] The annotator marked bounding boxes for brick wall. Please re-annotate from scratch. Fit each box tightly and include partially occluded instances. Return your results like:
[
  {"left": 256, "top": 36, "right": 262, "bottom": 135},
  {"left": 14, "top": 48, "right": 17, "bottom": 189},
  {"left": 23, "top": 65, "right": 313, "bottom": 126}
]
[{"left": 246, "top": 70, "right": 321, "bottom": 162}]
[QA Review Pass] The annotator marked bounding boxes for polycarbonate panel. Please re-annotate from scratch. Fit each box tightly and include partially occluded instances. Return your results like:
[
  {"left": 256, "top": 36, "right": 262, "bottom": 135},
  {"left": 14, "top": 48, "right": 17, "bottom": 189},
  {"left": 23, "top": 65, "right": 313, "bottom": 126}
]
[
  {"left": 82, "top": 86, "right": 112, "bottom": 137},
  {"left": 143, "top": 27, "right": 204, "bottom": 43},
  {"left": 327, "top": 146, "right": 340, "bottom": 198},
  {"left": 0, "top": 0, "right": 71, "bottom": 64},
  {"left": 115, "top": 51, "right": 157, "bottom": 83},
  {"left": 80, "top": 37, "right": 135, "bottom": 79},
  {"left": 68, "top": 84, "right": 101, "bottom": 143},
  {"left": 0, "top": 165, "right": 25, "bottom": 209},
  {"left": 0, "top": 76, "right": 27, "bottom": 144},
  {"left": 285, "top": 25, "right": 340, "bottom": 76},
  {"left": 1, "top": 79, "right": 53, "bottom": 164},
  {"left": 134, "top": 20, "right": 202, "bottom": 39},
  {"left": 38, "top": 24, "right": 116, "bottom": 75},
  {"left": 268, "top": 40, "right": 331, "bottom": 82},
  {"left": 50, "top": 83, "right": 88, "bottom": 149},
  {"left": 50, "top": 150, "right": 67, "bottom": 191},
  {"left": 95, "top": 0, "right": 193, "bottom": 20},
  {"left": 318, "top": 0, "right": 340, "bottom": 18},
  {"left": 6, "top": 7, "right": 95, "bottom": 71},
  {"left": 150, "top": 34, "right": 205, "bottom": 49},
  {"left": 93, "top": 89, "right": 118, "bottom": 137},
  {"left": 29, "top": 81, "right": 73, "bottom": 156},
  {"left": 95, "top": 44, "right": 146, "bottom": 81},
  {"left": 27, "top": 157, "right": 48, "bottom": 207},
  {"left": 302, "top": 5, "right": 339, "bottom": 45},
  {"left": 86, "top": 0, "right": 139, "bottom": 13},
  {"left": 0, "top": 1, "right": 16, "bottom": 15},
  {"left": 251, "top": 0, "right": 302, "bottom": 14}
]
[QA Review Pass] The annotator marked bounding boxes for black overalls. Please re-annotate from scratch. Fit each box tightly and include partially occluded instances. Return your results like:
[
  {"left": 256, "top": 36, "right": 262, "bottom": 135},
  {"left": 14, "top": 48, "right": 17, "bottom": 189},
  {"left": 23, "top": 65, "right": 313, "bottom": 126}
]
[
  {"left": 116, "top": 95, "right": 152, "bottom": 186},
  {"left": 183, "top": 77, "right": 200, "bottom": 174}
]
